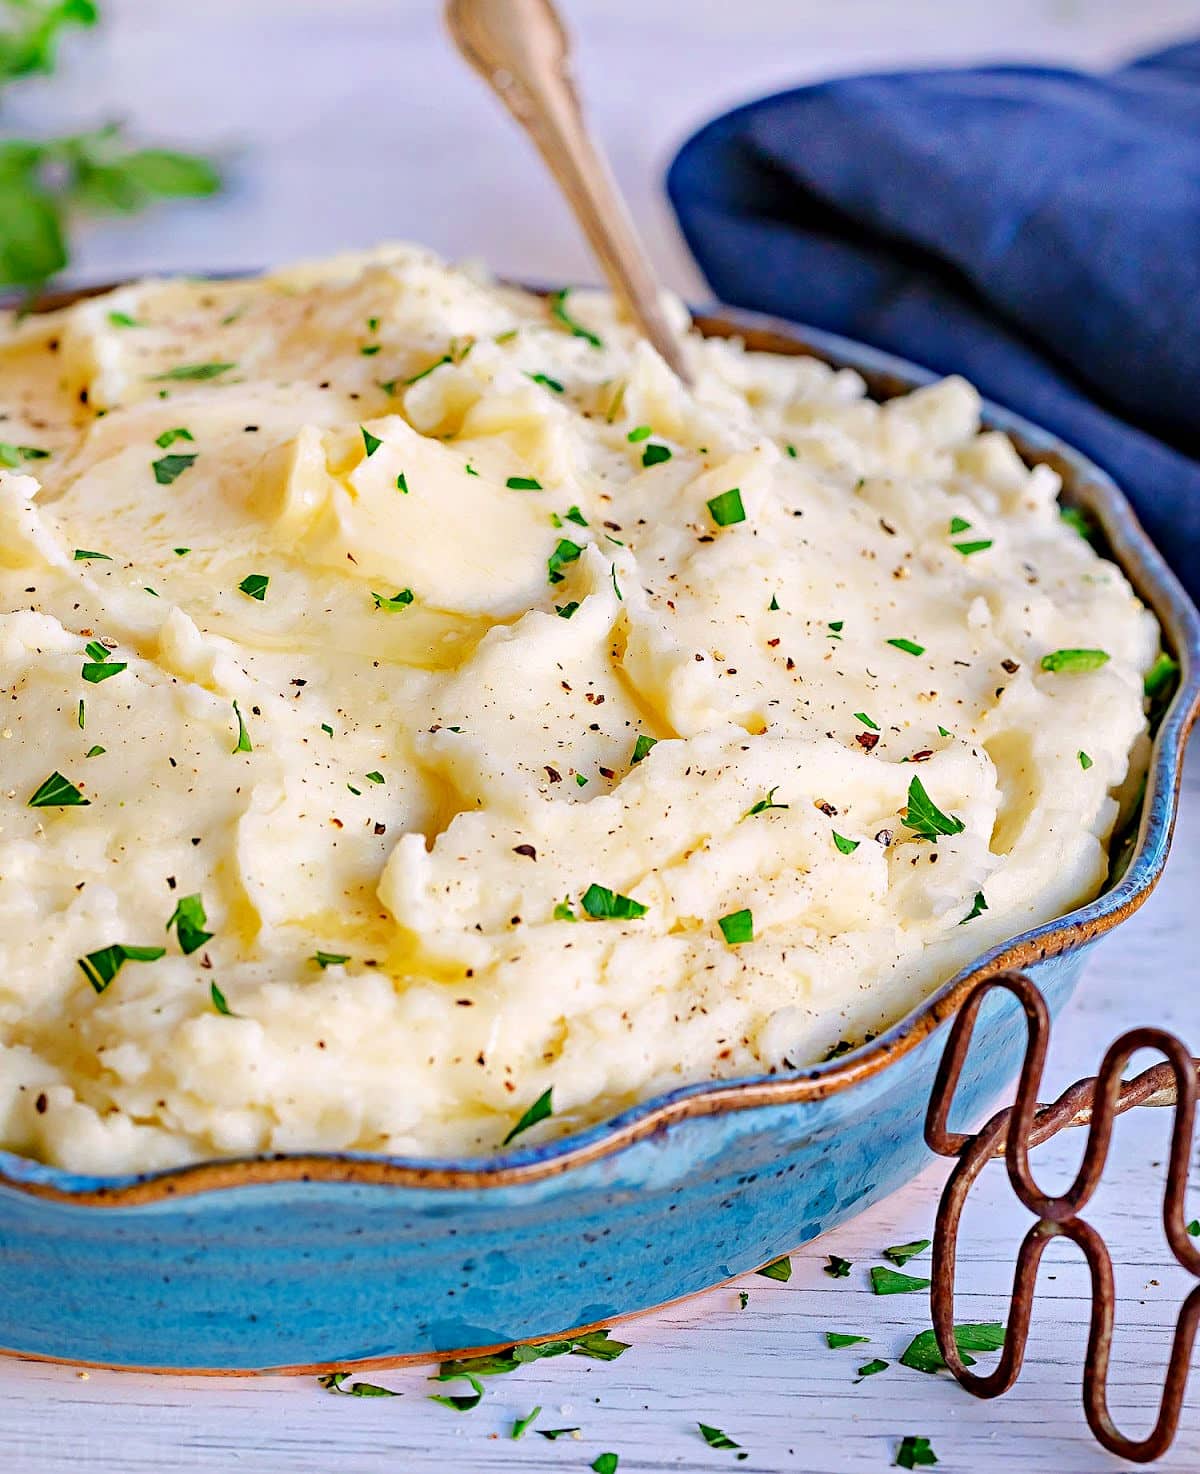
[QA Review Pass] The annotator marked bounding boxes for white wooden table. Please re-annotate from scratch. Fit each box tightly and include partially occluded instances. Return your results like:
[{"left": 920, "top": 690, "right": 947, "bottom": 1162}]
[{"left": 4, "top": 2, "right": 1199, "bottom": 1469}]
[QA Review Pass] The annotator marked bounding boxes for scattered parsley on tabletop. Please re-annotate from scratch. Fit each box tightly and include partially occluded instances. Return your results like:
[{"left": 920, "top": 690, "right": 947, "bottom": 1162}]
[
  {"left": 883, "top": 1239, "right": 931, "bottom": 1267},
  {"left": 899, "top": 1322, "right": 1005, "bottom": 1374},
  {"left": 698, "top": 1423, "right": 746, "bottom": 1458},
  {"left": 826, "top": 1332, "right": 869, "bottom": 1349},
  {"left": 591, "top": 1455, "right": 619, "bottom": 1474},
  {"left": 511, "top": 1407, "right": 541, "bottom": 1438},
  {"left": 870, "top": 1266, "right": 931, "bottom": 1296},
  {"left": 757, "top": 1255, "right": 791, "bottom": 1282},
  {"left": 317, "top": 1371, "right": 398, "bottom": 1398},
  {"left": 825, "top": 1255, "right": 853, "bottom": 1278},
  {"left": 896, "top": 1434, "right": 938, "bottom": 1468}
]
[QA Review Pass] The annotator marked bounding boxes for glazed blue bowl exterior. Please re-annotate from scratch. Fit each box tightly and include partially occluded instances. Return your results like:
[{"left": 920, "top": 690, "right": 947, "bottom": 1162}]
[{"left": 0, "top": 308, "right": 1196, "bottom": 1373}]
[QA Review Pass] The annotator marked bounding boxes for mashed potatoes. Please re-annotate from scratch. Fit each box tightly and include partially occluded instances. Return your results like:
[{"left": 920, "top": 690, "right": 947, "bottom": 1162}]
[{"left": 0, "top": 245, "right": 1161, "bottom": 1172}]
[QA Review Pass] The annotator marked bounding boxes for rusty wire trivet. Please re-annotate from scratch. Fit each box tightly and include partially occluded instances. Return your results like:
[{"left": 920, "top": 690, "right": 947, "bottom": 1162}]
[{"left": 925, "top": 971, "right": 1200, "bottom": 1463}]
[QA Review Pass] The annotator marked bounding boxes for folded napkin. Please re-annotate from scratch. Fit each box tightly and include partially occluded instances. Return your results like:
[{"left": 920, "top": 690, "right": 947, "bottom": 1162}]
[{"left": 667, "top": 39, "right": 1200, "bottom": 603}]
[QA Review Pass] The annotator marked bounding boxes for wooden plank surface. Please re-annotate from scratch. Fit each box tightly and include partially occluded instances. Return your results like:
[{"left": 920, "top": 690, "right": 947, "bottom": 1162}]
[{"left": 3, "top": 2, "right": 1198, "bottom": 1468}]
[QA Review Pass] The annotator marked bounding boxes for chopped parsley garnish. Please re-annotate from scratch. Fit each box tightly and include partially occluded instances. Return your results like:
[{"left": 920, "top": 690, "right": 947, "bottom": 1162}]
[
  {"left": 321, "top": 723, "right": 334, "bottom": 737},
  {"left": 73, "top": 548, "right": 111, "bottom": 561},
  {"left": 870, "top": 1266, "right": 931, "bottom": 1295},
  {"left": 526, "top": 372, "right": 564, "bottom": 393},
  {"left": 896, "top": 1435, "right": 938, "bottom": 1468},
  {"left": 888, "top": 637, "right": 925, "bottom": 657},
  {"left": 1188, "top": 1220, "right": 1200, "bottom": 1237},
  {"left": 152, "top": 452, "right": 197, "bottom": 485},
  {"left": 826, "top": 1333, "right": 870, "bottom": 1349},
  {"left": 949, "top": 516, "right": 971, "bottom": 535},
  {"left": 610, "top": 563, "right": 622, "bottom": 601},
  {"left": 238, "top": 573, "right": 269, "bottom": 601},
  {"left": 0, "top": 442, "right": 50, "bottom": 467},
  {"left": 825, "top": 1255, "right": 853, "bottom": 1278},
  {"left": 155, "top": 427, "right": 194, "bottom": 448},
  {"left": 403, "top": 354, "right": 452, "bottom": 386},
  {"left": 85, "top": 745, "right": 104, "bottom": 758},
  {"left": 506, "top": 475, "right": 542, "bottom": 490},
  {"left": 706, "top": 487, "right": 746, "bottom": 527},
  {"left": 28, "top": 771, "right": 89, "bottom": 807},
  {"left": 769, "top": 594, "right": 780, "bottom": 611},
  {"left": 1078, "top": 750, "right": 1093, "bottom": 770},
  {"left": 210, "top": 981, "right": 233, "bottom": 1016},
  {"left": 107, "top": 310, "right": 140, "bottom": 328},
  {"left": 884, "top": 1238, "right": 931, "bottom": 1266},
  {"left": 582, "top": 884, "right": 647, "bottom": 920},
  {"left": 149, "top": 361, "right": 235, "bottom": 381},
  {"left": 395, "top": 471, "right": 408, "bottom": 494},
  {"left": 371, "top": 588, "right": 414, "bottom": 611},
  {"left": 361, "top": 426, "right": 383, "bottom": 457},
  {"left": 232, "top": 700, "right": 252, "bottom": 753},
  {"left": 627, "top": 424, "right": 652, "bottom": 442},
  {"left": 501, "top": 1086, "right": 553, "bottom": 1146},
  {"left": 428, "top": 1370, "right": 484, "bottom": 1411},
  {"left": 631, "top": 733, "right": 657, "bottom": 765},
  {"left": 167, "top": 893, "right": 212, "bottom": 955},
  {"left": 832, "top": 832, "right": 859, "bottom": 855},
  {"left": 899, "top": 1322, "right": 1005, "bottom": 1374},
  {"left": 564, "top": 505, "right": 588, "bottom": 526},
  {"left": 556, "top": 601, "right": 580, "bottom": 619},
  {"left": 697, "top": 1424, "right": 743, "bottom": 1453},
  {"left": 81, "top": 646, "right": 126, "bottom": 682},
  {"left": 857, "top": 1358, "right": 889, "bottom": 1379},
  {"left": 959, "top": 890, "right": 988, "bottom": 924},
  {"left": 1059, "top": 505, "right": 1093, "bottom": 539},
  {"left": 548, "top": 288, "right": 602, "bottom": 348},
  {"left": 641, "top": 442, "right": 672, "bottom": 467},
  {"left": 1040, "top": 648, "right": 1110, "bottom": 672},
  {"left": 511, "top": 1407, "right": 541, "bottom": 1439},
  {"left": 937, "top": 724, "right": 952, "bottom": 738},
  {"left": 439, "top": 1329, "right": 628, "bottom": 1380},
  {"left": 313, "top": 951, "right": 350, "bottom": 968},
  {"left": 359, "top": 344, "right": 381, "bottom": 356},
  {"left": 547, "top": 538, "right": 583, "bottom": 584},
  {"left": 718, "top": 908, "right": 754, "bottom": 944},
  {"left": 785, "top": 443, "right": 798, "bottom": 457},
  {"left": 854, "top": 712, "right": 879, "bottom": 730},
  {"left": 318, "top": 1372, "right": 398, "bottom": 1398},
  {"left": 744, "top": 787, "right": 787, "bottom": 817},
  {"left": 1144, "top": 650, "right": 1179, "bottom": 700},
  {"left": 592, "top": 1456, "right": 619, "bottom": 1474},
  {"left": 365, "top": 770, "right": 385, "bottom": 784},
  {"left": 953, "top": 538, "right": 993, "bottom": 556},
  {"left": 553, "top": 898, "right": 577, "bottom": 921},
  {"left": 174, "top": 547, "right": 190, "bottom": 556},
  {"left": 739, "top": 1291, "right": 749, "bottom": 1308},
  {"left": 575, "top": 773, "right": 588, "bottom": 787},
  {"left": 538, "top": 1428, "right": 582, "bottom": 1440},
  {"left": 76, "top": 699, "right": 85, "bottom": 729},
  {"left": 828, "top": 619, "right": 844, "bottom": 640},
  {"left": 757, "top": 1255, "right": 791, "bottom": 1282},
  {"left": 902, "top": 776, "right": 965, "bottom": 842},
  {"left": 77, "top": 943, "right": 165, "bottom": 993}
]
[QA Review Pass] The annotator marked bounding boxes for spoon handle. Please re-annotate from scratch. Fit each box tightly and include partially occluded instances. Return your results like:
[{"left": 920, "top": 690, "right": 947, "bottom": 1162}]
[{"left": 445, "top": 0, "right": 691, "bottom": 383}]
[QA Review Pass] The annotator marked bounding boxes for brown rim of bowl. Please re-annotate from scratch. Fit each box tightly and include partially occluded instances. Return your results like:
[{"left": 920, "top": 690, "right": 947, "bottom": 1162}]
[{"left": 0, "top": 279, "right": 1196, "bottom": 1206}]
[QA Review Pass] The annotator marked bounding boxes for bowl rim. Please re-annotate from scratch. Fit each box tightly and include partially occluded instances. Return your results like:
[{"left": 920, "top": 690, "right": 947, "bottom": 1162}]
[{"left": 1, "top": 289, "right": 1196, "bottom": 1205}]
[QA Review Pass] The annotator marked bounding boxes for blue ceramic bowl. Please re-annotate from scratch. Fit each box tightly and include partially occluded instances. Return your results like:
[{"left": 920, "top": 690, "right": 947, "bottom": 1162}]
[{"left": 1, "top": 305, "right": 1196, "bottom": 1374}]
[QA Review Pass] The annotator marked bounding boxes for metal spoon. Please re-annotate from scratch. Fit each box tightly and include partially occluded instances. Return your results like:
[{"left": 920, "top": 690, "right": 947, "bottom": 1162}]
[{"left": 445, "top": 0, "right": 692, "bottom": 383}]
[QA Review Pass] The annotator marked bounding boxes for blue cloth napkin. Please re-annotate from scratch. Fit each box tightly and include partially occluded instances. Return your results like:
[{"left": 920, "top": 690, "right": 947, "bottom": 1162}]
[{"left": 667, "top": 39, "right": 1200, "bottom": 603}]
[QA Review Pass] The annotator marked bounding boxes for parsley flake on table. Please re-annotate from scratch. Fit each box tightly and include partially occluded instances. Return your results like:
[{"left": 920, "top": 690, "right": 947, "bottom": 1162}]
[
  {"left": 631, "top": 733, "right": 657, "bottom": 765},
  {"left": 592, "top": 1455, "right": 619, "bottom": 1474},
  {"left": 706, "top": 487, "right": 746, "bottom": 527},
  {"left": 538, "top": 1428, "right": 582, "bottom": 1440},
  {"left": 149, "top": 361, "right": 235, "bottom": 381},
  {"left": 526, "top": 371, "right": 564, "bottom": 393},
  {"left": 902, "top": 776, "right": 965, "bottom": 842},
  {"left": 73, "top": 548, "right": 111, "bottom": 561},
  {"left": 1188, "top": 1220, "right": 1200, "bottom": 1237},
  {"left": 888, "top": 637, "right": 925, "bottom": 656},
  {"left": 77, "top": 943, "right": 165, "bottom": 994},
  {"left": 547, "top": 537, "right": 583, "bottom": 584},
  {"left": 313, "top": 951, "right": 350, "bottom": 969},
  {"left": 507, "top": 475, "right": 542, "bottom": 490},
  {"left": 739, "top": 1291, "right": 749, "bottom": 1309},
  {"left": 152, "top": 451, "right": 197, "bottom": 485},
  {"left": 501, "top": 1086, "right": 553, "bottom": 1146},
  {"left": 155, "top": 426, "right": 194, "bottom": 448},
  {"left": 371, "top": 588, "right": 414, "bottom": 611},
  {"left": 744, "top": 786, "right": 787, "bottom": 817},
  {"left": 825, "top": 1255, "right": 852, "bottom": 1278},
  {"left": 899, "top": 1322, "right": 1005, "bottom": 1374},
  {"left": 232, "top": 700, "right": 252, "bottom": 753},
  {"left": 896, "top": 1435, "right": 938, "bottom": 1468},
  {"left": 361, "top": 426, "right": 382, "bottom": 457},
  {"left": 511, "top": 1407, "right": 541, "bottom": 1438},
  {"left": 210, "top": 981, "right": 233, "bottom": 1016},
  {"left": 757, "top": 1255, "right": 791, "bottom": 1282},
  {"left": 857, "top": 1358, "right": 889, "bottom": 1379},
  {"left": 318, "top": 1372, "right": 398, "bottom": 1398},
  {"left": 428, "top": 1368, "right": 485, "bottom": 1410},
  {"left": 627, "top": 424, "right": 652, "bottom": 442},
  {"left": 238, "top": 572, "right": 268, "bottom": 601},
  {"left": 697, "top": 1423, "right": 745, "bottom": 1455},
  {"left": 1040, "top": 648, "right": 1110, "bottom": 672},
  {"left": 832, "top": 832, "right": 859, "bottom": 855},
  {"left": 870, "top": 1266, "right": 931, "bottom": 1295},
  {"left": 167, "top": 893, "right": 212, "bottom": 955},
  {"left": 641, "top": 442, "right": 672, "bottom": 467},
  {"left": 959, "top": 890, "right": 988, "bottom": 924},
  {"left": 438, "top": 1328, "right": 628, "bottom": 1381},
  {"left": 826, "top": 1332, "right": 870, "bottom": 1349},
  {"left": 28, "top": 770, "right": 89, "bottom": 807},
  {"left": 718, "top": 908, "right": 754, "bottom": 944},
  {"left": 581, "top": 884, "right": 647, "bottom": 920},
  {"left": 548, "top": 288, "right": 603, "bottom": 348},
  {"left": 883, "top": 1238, "right": 931, "bottom": 1266}
]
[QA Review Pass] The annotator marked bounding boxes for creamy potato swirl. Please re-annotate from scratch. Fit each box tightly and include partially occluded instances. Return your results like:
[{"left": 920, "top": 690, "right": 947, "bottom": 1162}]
[{"left": 0, "top": 246, "right": 1160, "bottom": 1171}]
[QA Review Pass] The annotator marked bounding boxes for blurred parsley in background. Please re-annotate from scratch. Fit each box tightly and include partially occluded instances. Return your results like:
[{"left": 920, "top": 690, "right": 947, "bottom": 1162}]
[{"left": 0, "top": 0, "right": 221, "bottom": 292}]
